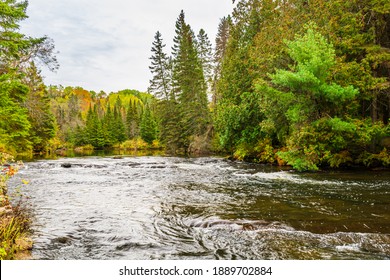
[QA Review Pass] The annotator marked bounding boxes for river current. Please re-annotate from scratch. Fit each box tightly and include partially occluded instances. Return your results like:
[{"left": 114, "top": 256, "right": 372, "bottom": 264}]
[{"left": 9, "top": 156, "right": 390, "bottom": 260}]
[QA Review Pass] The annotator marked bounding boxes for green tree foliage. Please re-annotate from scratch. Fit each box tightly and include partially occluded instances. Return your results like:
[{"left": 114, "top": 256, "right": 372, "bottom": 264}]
[
  {"left": 22, "top": 63, "right": 56, "bottom": 152},
  {"left": 113, "top": 99, "right": 126, "bottom": 143},
  {"left": 196, "top": 29, "right": 213, "bottom": 92},
  {"left": 50, "top": 86, "right": 156, "bottom": 149},
  {"left": 148, "top": 31, "right": 172, "bottom": 100},
  {"left": 140, "top": 104, "right": 157, "bottom": 144},
  {"left": 214, "top": 0, "right": 389, "bottom": 170},
  {"left": 214, "top": 0, "right": 264, "bottom": 152},
  {"left": 126, "top": 100, "right": 140, "bottom": 139},
  {"left": 212, "top": 16, "right": 231, "bottom": 106},
  {"left": 149, "top": 10, "right": 210, "bottom": 154},
  {"left": 85, "top": 105, "right": 105, "bottom": 149},
  {"left": 172, "top": 11, "right": 210, "bottom": 151},
  {"left": 0, "top": 0, "right": 57, "bottom": 153},
  {"left": 0, "top": 75, "right": 31, "bottom": 151},
  {"left": 259, "top": 26, "right": 359, "bottom": 170}
]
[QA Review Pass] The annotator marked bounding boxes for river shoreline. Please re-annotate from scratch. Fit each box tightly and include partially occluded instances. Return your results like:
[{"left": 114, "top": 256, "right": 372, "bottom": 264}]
[
  {"left": 7, "top": 156, "right": 390, "bottom": 260},
  {"left": 16, "top": 147, "right": 390, "bottom": 174},
  {"left": 0, "top": 194, "right": 33, "bottom": 260}
]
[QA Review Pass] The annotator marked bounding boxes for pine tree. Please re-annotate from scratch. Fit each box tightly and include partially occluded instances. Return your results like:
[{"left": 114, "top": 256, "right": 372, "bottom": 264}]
[
  {"left": 148, "top": 11, "right": 212, "bottom": 153},
  {"left": 171, "top": 11, "right": 209, "bottom": 152},
  {"left": 212, "top": 16, "right": 231, "bottom": 106},
  {"left": 102, "top": 104, "right": 115, "bottom": 146},
  {"left": 113, "top": 101, "right": 126, "bottom": 143},
  {"left": 125, "top": 100, "right": 140, "bottom": 139},
  {"left": 214, "top": 0, "right": 266, "bottom": 151},
  {"left": 22, "top": 62, "right": 56, "bottom": 152},
  {"left": 86, "top": 105, "right": 105, "bottom": 148},
  {"left": 148, "top": 31, "right": 172, "bottom": 100},
  {"left": 140, "top": 105, "right": 157, "bottom": 144},
  {"left": 157, "top": 99, "right": 182, "bottom": 153},
  {"left": 0, "top": 0, "right": 57, "bottom": 152},
  {"left": 0, "top": 76, "right": 31, "bottom": 150},
  {"left": 214, "top": 16, "right": 231, "bottom": 72},
  {"left": 196, "top": 29, "right": 213, "bottom": 92}
]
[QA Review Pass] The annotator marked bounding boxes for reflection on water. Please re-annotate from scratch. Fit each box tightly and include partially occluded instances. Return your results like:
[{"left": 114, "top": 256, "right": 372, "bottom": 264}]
[
  {"left": 9, "top": 156, "right": 390, "bottom": 260},
  {"left": 17, "top": 149, "right": 166, "bottom": 161}
]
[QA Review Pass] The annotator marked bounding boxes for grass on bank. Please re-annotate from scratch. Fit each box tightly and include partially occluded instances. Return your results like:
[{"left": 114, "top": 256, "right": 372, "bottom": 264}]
[{"left": 1, "top": 151, "right": 32, "bottom": 260}]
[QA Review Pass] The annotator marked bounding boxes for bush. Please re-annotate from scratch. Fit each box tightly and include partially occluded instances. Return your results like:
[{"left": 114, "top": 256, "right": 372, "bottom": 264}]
[
  {"left": 0, "top": 152, "right": 32, "bottom": 260},
  {"left": 118, "top": 138, "right": 149, "bottom": 150}
]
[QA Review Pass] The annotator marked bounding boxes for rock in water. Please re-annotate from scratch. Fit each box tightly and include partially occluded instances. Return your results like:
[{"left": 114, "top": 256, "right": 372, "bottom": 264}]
[{"left": 61, "top": 163, "right": 72, "bottom": 168}]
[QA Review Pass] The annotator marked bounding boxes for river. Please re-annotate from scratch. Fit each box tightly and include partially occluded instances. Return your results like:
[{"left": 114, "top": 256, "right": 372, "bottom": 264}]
[{"left": 8, "top": 156, "right": 390, "bottom": 260}]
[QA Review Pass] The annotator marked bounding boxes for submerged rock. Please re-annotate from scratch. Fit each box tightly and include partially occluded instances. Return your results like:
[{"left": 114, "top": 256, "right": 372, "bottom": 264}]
[{"left": 61, "top": 163, "right": 72, "bottom": 168}]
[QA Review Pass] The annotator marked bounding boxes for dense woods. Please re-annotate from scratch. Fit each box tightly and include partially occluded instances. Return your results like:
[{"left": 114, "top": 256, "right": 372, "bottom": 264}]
[
  {"left": 213, "top": 0, "right": 390, "bottom": 170},
  {"left": 148, "top": 1, "right": 390, "bottom": 170},
  {"left": 1, "top": 0, "right": 389, "bottom": 171},
  {"left": 1, "top": 0, "right": 390, "bottom": 262}
]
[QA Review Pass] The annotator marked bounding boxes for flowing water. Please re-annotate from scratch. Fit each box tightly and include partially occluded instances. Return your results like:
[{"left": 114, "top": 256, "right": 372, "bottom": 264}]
[{"left": 8, "top": 156, "right": 390, "bottom": 260}]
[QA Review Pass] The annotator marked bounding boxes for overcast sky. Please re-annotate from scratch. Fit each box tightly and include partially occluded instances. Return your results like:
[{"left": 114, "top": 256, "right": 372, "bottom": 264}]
[{"left": 20, "top": 0, "right": 234, "bottom": 93}]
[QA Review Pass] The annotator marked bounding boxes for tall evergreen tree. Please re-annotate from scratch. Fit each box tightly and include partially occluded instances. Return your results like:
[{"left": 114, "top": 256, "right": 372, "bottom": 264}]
[
  {"left": 0, "top": 75, "right": 31, "bottom": 150},
  {"left": 126, "top": 100, "right": 140, "bottom": 139},
  {"left": 86, "top": 105, "right": 105, "bottom": 148},
  {"left": 0, "top": 0, "right": 57, "bottom": 152},
  {"left": 196, "top": 29, "right": 213, "bottom": 92},
  {"left": 140, "top": 105, "right": 157, "bottom": 144},
  {"left": 148, "top": 31, "right": 172, "bottom": 100},
  {"left": 22, "top": 62, "right": 56, "bottom": 152},
  {"left": 102, "top": 104, "right": 115, "bottom": 145},
  {"left": 214, "top": 0, "right": 264, "bottom": 151},
  {"left": 212, "top": 16, "right": 231, "bottom": 106},
  {"left": 172, "top": 12, "right": 210, "bottom": 152},
  {"left": 113, "top": 100, "right": 126, "bottom": 143}
]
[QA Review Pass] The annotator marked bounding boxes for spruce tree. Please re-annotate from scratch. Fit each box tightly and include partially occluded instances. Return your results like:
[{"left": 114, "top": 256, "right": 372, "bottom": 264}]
[
  {"left": 126, "top": 100, "right": 140, "bottom": 139},
  {"left": 148, "top": 31, "right": 172, "bottom": 100},
  {"left": 22, "top": 62, "right": 56, "bottom": 152},
  {"left": 171, "top": 11, "right": 209, "bottom": 152},
  {"left": 102, "top": 104, "right": 115, "bottom": 146},
  {"left": 140, "top": 105, "right": 157, "bottom": 144},
  {"left": 0, "top": 0, "right": 57, "bottom": 152},
  {"left": 212, "top": 16, "right": 231, "bottom": 106},
  {"left": 148, "top": 11, "right": 211, "bottom": 153},
  {"left": 113, "top": 102, "right": 126, "bottom": 143},
  {"left": 196, "top": 29, "right": 213, "bottom": 92},
  {"left": 86, "top": 105, "right": 105, "bottom": 148}
]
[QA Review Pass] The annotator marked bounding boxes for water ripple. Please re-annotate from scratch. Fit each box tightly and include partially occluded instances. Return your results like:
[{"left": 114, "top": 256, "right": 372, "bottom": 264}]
[{"left": 8, "top": 156, "right": 390, "bottom": 259}]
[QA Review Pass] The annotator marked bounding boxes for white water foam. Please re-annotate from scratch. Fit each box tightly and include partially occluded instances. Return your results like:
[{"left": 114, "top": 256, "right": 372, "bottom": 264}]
[{"left": 252, "top": 171, "right": 345, "bottom": 186}]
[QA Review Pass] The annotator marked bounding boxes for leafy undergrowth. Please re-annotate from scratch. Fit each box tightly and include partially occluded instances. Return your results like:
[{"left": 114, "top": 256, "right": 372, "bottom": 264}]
[{"left": 1, "top": 152, "right": 32, "bottom": 260}]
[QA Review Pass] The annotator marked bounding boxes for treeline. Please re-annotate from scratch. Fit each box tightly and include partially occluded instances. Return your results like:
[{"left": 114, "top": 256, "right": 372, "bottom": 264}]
[
  {"left": 148, "top": 1, "right": 390, "bottom": 170},
  {"left": 0, "top": 1, "right": 159, "bottom": 154},
  {"left": 148, "top": 11, "right": 213, "bottom": 154},
  {"left": 212, "top": 0, "right": 390, "bottom": 170},
  {"left": 0, "top": 0, "right": 58, "bottom": 154},
  {"left": 1, "top": 0, "right": 390, "bottom": 171},
  {"left": 48, "top": 87, "right": 158, "bottom": 149}
]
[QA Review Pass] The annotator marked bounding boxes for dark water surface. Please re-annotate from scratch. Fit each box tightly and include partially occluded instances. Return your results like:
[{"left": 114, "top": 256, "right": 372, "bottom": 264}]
[{"left": 9, "top": 156, "right": 390, "bottom": 260}]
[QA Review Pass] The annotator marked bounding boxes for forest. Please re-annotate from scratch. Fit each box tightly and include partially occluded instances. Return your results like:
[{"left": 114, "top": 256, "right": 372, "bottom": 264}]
[{"left": 1, "top": 0, "right": 390, "bottom": 171}]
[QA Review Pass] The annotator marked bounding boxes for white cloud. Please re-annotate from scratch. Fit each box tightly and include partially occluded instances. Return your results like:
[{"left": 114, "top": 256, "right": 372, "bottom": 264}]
[{"left": 21, "top": 0, "right": 233, "bottom": 93}]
